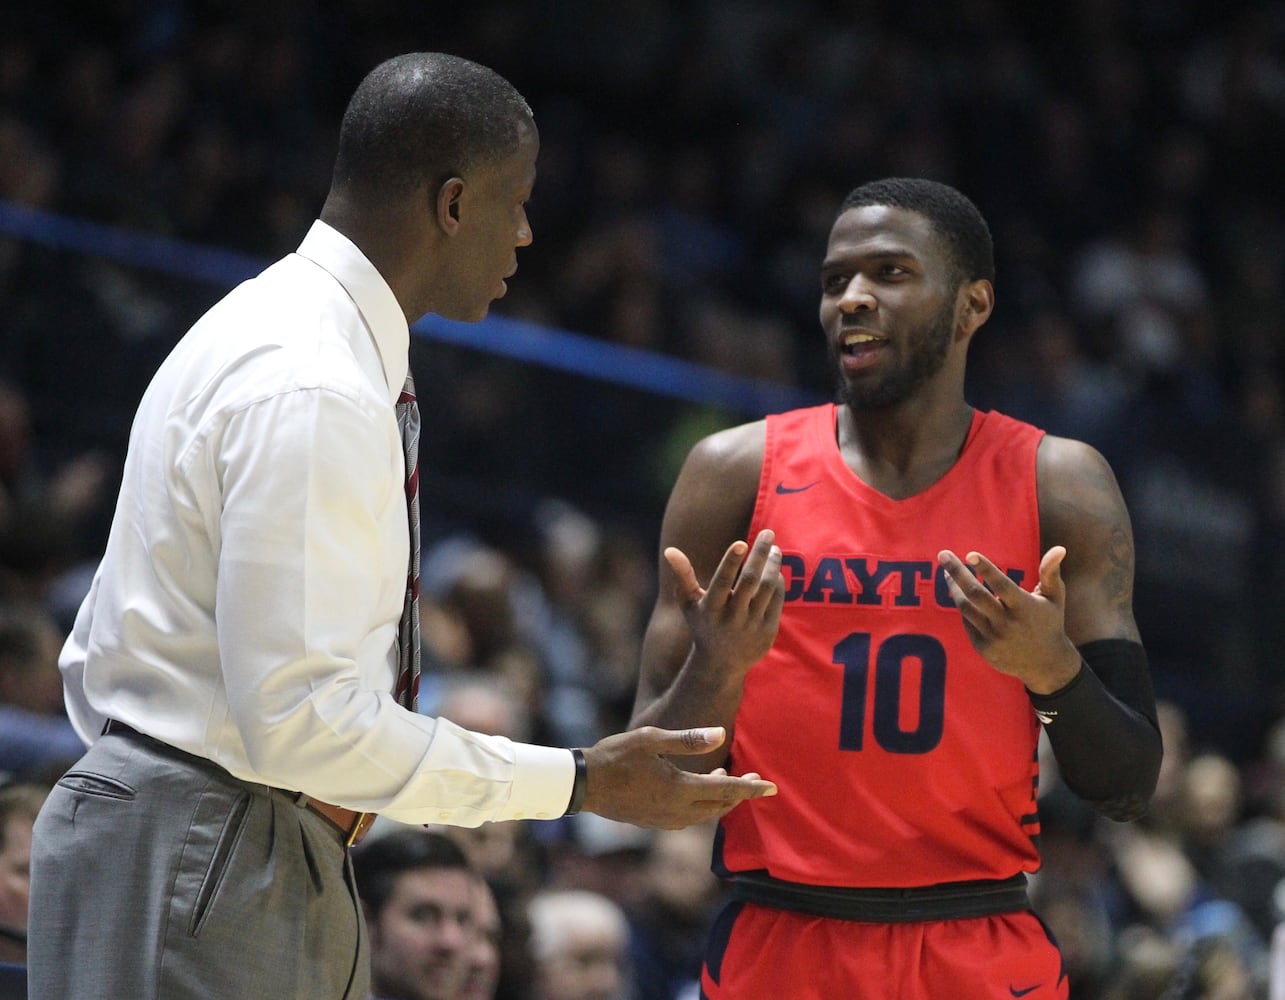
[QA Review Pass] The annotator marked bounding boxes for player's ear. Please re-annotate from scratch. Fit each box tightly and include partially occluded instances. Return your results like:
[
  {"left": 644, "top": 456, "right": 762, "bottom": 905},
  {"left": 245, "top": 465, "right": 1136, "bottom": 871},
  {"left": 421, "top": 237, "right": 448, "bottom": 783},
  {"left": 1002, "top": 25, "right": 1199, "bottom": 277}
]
[
  {"left": 435, "top": 177, "right": 464, "bottom": 233},
  {"left": 956, "top": 278, "right": 994, "bottom": 341}
]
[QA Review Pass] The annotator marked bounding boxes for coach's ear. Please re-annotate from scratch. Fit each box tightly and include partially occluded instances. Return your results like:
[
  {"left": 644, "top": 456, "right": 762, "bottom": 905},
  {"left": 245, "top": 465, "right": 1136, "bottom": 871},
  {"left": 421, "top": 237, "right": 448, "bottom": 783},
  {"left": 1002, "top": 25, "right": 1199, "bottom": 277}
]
[
  {"left": 435, "top": 177, "right": 465, "bottom": 234},
  {"left": 955, "top": 278, "right": 994, "bottom": 342}
]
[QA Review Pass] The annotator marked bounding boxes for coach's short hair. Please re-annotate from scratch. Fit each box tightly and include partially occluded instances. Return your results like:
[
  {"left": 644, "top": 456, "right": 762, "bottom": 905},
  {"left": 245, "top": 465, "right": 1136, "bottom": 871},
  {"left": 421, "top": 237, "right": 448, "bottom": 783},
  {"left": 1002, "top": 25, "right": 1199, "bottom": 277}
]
[{"left": 330, "top": 52, "right": 533, "bottom": 197}]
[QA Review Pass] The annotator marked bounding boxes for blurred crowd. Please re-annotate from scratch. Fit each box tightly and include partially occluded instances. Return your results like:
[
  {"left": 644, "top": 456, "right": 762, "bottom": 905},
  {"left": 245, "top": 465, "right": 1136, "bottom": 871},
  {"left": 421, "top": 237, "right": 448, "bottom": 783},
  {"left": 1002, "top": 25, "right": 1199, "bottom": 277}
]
[{"left": 2, "top": 1, "right": 1285, "bottom": 997}]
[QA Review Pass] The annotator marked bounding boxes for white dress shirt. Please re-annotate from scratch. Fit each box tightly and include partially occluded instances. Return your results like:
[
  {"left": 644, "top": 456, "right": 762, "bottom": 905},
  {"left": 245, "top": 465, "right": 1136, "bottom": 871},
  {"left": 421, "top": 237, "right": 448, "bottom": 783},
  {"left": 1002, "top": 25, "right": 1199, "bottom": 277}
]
[{"left": 60, "top": 221, "right": 574, "bottom": 826}]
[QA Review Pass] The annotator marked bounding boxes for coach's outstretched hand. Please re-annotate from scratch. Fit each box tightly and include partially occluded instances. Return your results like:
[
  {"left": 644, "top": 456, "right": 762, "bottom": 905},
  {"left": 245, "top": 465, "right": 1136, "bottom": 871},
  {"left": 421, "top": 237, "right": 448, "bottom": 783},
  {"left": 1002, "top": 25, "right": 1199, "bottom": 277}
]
[{"left": 580, "top": 726, "right": 776, "bottom": 830}]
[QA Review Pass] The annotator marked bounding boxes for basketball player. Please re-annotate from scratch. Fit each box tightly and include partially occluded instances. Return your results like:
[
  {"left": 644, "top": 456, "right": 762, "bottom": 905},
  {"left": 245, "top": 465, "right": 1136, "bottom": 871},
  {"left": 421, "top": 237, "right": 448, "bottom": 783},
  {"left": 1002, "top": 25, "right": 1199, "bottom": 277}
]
[{"left": 631, "top": 177, "right": 1162, "bottom": 999}]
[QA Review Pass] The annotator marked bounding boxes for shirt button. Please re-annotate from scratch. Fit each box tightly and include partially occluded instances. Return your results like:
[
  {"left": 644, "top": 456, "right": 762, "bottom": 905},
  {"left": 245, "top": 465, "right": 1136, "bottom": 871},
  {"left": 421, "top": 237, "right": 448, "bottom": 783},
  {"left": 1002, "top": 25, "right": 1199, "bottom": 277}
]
[
  {"left": 535, "top": 812, "right": 549, "bottom": 819},
  {"left": 438, "top": 811, "right": 450, "bottom": 821}
]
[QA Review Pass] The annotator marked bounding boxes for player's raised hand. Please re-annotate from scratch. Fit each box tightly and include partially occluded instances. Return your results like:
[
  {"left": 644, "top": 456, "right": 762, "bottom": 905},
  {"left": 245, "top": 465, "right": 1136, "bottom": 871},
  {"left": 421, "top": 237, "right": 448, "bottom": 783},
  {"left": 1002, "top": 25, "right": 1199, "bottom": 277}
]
[
  {"left": 665, "top": 529, "right": 784, "bottom": 676},
  {"left": 937, "top": 545, "right": 1081, "bottom": 693},
  {"left": 581, "top": 725, "right": 777, "bottom": 830}
]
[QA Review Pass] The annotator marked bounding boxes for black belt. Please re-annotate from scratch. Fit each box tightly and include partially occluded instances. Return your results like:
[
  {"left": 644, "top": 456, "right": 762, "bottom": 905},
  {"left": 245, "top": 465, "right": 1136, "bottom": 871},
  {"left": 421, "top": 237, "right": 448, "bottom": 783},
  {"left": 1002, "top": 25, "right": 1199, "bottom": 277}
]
[
  {"left": 729, "top": 870, "right": 1030, "bottom": 923},
  {"left": 101, "top": 719, "right": 375, "bottom": 848}
]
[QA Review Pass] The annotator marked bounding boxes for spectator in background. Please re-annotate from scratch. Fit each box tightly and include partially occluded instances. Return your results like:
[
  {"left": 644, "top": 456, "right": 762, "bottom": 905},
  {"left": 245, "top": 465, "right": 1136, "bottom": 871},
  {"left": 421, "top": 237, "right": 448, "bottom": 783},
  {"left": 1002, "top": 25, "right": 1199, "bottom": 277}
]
[
  {"left": 352, "top": 827, "right": 496, "bottom": 1000},
  {"left": 0, "top": 380, "right": 110, "bottom": 605},
  {"left": 0, "top": 783, "right": 45, "bottom": 966},
  {"left": 417, "top": 539, "right": 545, "bottom": 737},
  {"left": 0, "top": 604, "right": 83, "bottom": 785},
  {"left": 544, "top": 814, "right": 651, "bottom": 915},
  {"left": 626, "top": 823, "right": 725, "bottom": 1000},
  {"left": 460, "top": 876, "right": 503, "bottom": 1000},
  {"left": 527, "top": 889, "right": 633, "bottom": 1000},
  {"left": 428, "top": 672, "right": 548, "bottom": 915}
]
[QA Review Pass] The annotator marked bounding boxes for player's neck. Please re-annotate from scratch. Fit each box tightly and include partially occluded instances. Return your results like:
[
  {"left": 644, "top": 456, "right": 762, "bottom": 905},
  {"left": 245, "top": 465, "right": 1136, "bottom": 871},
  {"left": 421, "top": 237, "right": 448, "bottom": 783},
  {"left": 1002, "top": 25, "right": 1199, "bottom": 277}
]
[{"left": 837, "top": 400, "right": 974, "bottom": 500}]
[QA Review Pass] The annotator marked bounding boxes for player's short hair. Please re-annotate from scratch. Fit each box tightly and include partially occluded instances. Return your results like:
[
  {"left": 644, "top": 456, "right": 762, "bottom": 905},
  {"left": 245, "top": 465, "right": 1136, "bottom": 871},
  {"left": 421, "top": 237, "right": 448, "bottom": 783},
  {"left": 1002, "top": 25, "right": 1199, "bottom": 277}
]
[
  {"left": 839, "top": 177, "right": 995, "bottom": 284},
  {"left": 351, "top": 827, "right": 472, "bottom": 917},
  {"left": 331, "top": 52, "right": 534, "bottom": 198}
]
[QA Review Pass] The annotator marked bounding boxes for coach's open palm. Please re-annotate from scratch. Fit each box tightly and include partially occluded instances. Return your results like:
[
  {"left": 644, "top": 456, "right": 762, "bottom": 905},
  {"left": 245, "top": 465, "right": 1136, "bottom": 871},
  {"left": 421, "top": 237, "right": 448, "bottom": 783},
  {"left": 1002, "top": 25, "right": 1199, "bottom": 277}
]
[{"left": 581, "top": 726, "right": 777, "bottom": 829}]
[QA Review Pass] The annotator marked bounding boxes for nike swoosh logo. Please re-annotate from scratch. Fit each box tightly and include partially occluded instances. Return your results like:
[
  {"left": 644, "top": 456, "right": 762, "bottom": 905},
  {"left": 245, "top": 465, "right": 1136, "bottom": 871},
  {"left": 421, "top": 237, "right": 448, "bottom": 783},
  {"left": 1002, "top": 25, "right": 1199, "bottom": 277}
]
[
  {"left": 1010, "top": 986, "right": 1040, "bottom": 998},
  {"left": 775, "top": 481, "right": 818, "bottom": 494}
]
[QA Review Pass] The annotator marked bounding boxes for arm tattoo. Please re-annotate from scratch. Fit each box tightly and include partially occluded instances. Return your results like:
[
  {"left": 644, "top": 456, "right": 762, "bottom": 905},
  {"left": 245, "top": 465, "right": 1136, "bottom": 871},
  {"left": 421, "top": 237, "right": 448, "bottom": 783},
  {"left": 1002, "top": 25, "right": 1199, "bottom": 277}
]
[
  {"left": 1046, "top": 457, "right": 1134, "bottom": 611},
  {"left": 1104, "top": 523, "right": 1133, "bottom": 610}
]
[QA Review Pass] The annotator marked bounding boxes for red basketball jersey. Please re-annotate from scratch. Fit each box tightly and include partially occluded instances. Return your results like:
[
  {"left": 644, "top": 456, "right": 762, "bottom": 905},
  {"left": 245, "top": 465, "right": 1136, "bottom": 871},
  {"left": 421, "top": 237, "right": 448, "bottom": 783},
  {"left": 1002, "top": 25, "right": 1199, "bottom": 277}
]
[{"left": 717, "top": 404, "right": 1047, "bottom": 888}]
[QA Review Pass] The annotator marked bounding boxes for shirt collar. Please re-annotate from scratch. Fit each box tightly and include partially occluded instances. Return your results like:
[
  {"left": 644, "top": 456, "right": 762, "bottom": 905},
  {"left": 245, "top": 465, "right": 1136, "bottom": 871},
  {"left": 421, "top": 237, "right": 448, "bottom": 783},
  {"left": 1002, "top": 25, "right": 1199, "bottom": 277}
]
[{"left": 295, "top": 219, "right": 409, "bottom": 403}]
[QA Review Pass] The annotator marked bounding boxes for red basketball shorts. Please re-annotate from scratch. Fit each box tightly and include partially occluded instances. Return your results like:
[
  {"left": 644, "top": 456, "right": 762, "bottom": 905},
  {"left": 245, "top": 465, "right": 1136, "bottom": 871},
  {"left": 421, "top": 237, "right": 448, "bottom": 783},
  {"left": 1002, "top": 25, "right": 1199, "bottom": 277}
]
[{"left": 699, "top": 900, "right": 1068, "bottom": 999}]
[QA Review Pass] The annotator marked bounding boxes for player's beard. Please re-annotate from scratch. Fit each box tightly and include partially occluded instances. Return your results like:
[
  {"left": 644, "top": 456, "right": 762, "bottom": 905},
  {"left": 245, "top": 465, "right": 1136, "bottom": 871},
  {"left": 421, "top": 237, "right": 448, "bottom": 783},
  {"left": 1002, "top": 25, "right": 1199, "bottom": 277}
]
[{"left": 835, "top": 298, "right": 956, "bottom": 411}]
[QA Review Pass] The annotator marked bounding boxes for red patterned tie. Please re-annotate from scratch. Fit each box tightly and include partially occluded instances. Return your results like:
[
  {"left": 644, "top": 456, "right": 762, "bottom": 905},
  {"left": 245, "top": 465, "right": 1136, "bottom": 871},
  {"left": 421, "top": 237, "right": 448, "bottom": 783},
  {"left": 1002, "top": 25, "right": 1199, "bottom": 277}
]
[{"left": 394, "top": 372, "right": 421, "bottom": 711}]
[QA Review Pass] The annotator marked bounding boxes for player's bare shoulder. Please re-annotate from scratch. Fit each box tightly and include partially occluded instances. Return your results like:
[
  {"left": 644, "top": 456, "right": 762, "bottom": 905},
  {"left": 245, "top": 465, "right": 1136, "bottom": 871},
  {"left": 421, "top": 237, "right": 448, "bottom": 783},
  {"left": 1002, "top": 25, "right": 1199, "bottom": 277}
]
[
  {"left": 676, "top": 419, "right": 767, "bottom": 496},
  {"left": 1036, "top": 436, "right": 1128, "bottom": 530},
  {"left": 662, "top": 419, "right": 767, "bottom": 546},
  {"left": 1037, "top": 434, "right": 1136, "bottom": 600}
]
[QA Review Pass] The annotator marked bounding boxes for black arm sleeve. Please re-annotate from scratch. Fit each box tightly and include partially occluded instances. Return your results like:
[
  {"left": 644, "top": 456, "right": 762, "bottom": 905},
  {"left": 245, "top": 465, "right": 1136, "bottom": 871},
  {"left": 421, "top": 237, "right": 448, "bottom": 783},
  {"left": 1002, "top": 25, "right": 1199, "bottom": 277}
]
[{"left": 1027, "top": 639, "right": 1162, "bottom": 822}]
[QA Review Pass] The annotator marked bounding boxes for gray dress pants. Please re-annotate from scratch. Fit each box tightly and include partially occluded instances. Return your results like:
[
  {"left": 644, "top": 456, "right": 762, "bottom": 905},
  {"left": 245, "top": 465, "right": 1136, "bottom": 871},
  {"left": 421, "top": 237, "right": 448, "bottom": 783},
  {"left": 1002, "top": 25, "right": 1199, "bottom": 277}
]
[{"left": 28, "top": 726, "right": 371, "bottom": 1000}]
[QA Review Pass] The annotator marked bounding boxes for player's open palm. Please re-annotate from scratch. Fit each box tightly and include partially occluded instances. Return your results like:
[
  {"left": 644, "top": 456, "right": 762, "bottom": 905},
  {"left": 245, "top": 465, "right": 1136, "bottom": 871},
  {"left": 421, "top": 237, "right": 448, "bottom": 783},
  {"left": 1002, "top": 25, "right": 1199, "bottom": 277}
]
[
  {"left": 666, "top": 529, "right": 784, "bottom": 678},
  {"left": 937, "top": 545, "right": 1082, "bottom": 692}
]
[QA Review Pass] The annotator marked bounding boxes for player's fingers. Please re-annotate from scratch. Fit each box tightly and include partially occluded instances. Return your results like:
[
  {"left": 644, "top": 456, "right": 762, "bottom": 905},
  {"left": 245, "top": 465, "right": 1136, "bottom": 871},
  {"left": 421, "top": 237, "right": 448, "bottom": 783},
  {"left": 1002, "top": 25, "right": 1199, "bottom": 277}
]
[
  {"left": 938, "top": 550, "right": 997, "bottom": 607},
  {"left": 728, "top": 530, "right": 776, "bottom": 607},
  {"left": 1036, "top": 545, "right": 1068, "bottom": 604},
  {"left": 704, "top": 539, "right": 751, "bottom": 608},
  {"left": 766, "top": 574, "right": 786, "bottom": 621},
  {"left": 964, "top": 551, "right": 1023, "bottom": 605},
  {"left": 938, "top": 551, "right": 1003, "bottom": 635},
  {"left": 745, "top": 541, "right": 784, "bottom": 616},
  {"left": 664, "top": 546, "right": 703, "bottom": 604}
]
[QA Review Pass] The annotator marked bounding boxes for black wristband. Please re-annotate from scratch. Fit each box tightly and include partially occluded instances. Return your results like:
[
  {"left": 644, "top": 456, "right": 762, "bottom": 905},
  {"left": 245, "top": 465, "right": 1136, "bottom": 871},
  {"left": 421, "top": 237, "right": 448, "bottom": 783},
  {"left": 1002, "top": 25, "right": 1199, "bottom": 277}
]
[
  {"left": 1027, "top": 661, "right": 1088, "bottom": 725},
  {"left": 564, "top": 748, "right": 588, "bottom": 816}
]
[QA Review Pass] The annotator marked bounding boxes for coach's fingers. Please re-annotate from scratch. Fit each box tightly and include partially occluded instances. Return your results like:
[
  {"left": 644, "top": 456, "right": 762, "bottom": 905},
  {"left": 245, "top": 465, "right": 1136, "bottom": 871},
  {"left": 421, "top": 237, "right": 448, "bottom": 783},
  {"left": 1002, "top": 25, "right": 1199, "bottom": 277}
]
[
  {"left": 686, "top": 771, "right": 778, "bottom": 801},
  {"left": 650, "top": 726, "right": 728, "bottom": 756}
]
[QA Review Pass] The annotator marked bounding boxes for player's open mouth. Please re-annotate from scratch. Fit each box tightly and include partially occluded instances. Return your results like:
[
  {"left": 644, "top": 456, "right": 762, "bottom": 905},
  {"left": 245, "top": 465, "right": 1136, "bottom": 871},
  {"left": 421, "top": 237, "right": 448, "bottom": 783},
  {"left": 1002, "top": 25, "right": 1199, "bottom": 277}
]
[
  {"left": 840, "top": 330, "right": 887, "bottom": 369},
  {"left": 841, "top": 330, "right": 885, "bottom": 352}
]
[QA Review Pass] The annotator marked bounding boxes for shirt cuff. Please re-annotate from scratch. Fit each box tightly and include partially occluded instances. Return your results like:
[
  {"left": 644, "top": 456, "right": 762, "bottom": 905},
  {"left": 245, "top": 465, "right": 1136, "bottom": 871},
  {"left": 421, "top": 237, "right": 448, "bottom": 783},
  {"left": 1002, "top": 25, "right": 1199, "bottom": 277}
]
[{"left": 493, "top": 743, "right": 577, "bottom": 822}]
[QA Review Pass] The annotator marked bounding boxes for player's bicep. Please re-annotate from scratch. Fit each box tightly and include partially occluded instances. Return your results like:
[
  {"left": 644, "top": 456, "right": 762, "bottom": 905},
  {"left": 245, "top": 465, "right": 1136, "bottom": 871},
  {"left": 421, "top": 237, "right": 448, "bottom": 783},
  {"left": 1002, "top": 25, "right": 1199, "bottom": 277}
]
[
  {"left": 1038, "top": 436, "right": 1140, "bottom": 645},
  {"left": 659, "top": 427, "right": 764, "bottom": 579},
  {"left": 632, "top": 424, "right": 763, "bottom": 712}
]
